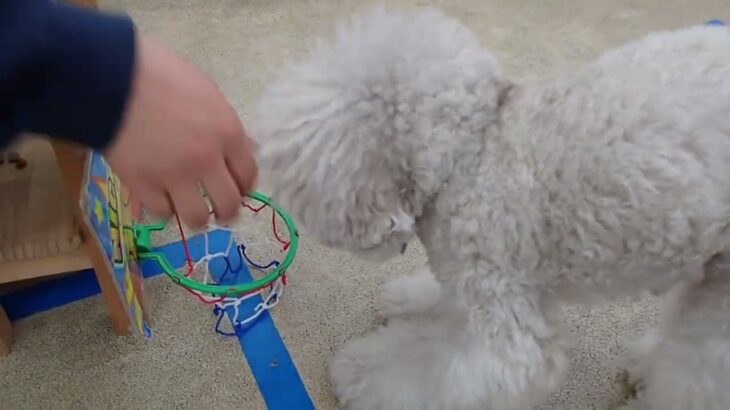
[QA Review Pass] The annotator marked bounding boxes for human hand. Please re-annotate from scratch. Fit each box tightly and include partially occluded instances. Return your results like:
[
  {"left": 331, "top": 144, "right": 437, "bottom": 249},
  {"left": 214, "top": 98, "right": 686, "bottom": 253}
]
[{"left": 105, "top": 35, "right": 257, "bottom": 229}]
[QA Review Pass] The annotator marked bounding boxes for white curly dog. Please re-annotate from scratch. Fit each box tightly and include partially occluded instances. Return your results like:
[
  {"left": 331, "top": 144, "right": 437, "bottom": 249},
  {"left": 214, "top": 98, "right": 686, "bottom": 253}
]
[{"left": 255, "top": 7, "right": 730, "bottom": 410}]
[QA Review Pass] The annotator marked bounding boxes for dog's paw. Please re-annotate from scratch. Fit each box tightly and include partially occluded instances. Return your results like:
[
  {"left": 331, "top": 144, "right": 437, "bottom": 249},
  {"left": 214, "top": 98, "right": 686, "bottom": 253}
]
[
  {"left": 377, "top": 269, "right": 441, "bottom": 319},
  {"left": 330, "top": 319, "right": 456, "bottom": 410},
  {"left": 329, "top": 315, "right": 565, "bottom": 410}
]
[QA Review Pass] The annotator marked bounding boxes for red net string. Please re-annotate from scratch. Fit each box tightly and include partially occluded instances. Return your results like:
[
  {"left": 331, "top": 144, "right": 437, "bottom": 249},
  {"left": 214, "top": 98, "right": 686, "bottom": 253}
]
[
  {"left": 171, "top": 199, "right": 289, "bottom": 304},
  {"left": 175, "top": 213, "right": 227, "bottom": 304},
  {"left": 242, "top": 200, "right": 290, "bottom": 251}
]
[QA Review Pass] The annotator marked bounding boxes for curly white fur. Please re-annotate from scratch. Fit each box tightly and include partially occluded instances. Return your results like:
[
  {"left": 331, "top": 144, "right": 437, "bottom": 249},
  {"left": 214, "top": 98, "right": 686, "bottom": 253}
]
[{"left": 255, "top": 7, "right": 730, "bottom": 410}]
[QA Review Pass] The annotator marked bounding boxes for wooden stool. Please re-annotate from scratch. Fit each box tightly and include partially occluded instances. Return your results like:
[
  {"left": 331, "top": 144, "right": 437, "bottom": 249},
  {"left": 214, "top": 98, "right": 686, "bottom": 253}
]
[
  {"left": 0, "top": 139, "right": 87, "bottom": 277},
  {"left": 0, "top": 138, "right": 132, "bottom": 356}
]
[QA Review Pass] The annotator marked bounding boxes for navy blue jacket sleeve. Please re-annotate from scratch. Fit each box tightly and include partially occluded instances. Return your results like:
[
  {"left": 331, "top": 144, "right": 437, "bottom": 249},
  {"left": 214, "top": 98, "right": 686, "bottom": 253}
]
[{"left": 0, "top": 0, "right": 136, "bottom": 151}]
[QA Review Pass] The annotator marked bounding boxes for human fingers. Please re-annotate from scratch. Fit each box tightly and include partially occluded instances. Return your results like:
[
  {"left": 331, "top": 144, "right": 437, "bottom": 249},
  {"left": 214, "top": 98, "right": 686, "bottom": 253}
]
[
  {"left": 225, "top": 130, "right": 258, "bottom": 195},
  {"left": 201, "top": 160, "right": 242, "bottom": 224},
  {"left": 167, "top": 181, "right": 210, "bottom": 229},
  {"left": 131, "top": 182, "right": 174, "bottom": 221}
]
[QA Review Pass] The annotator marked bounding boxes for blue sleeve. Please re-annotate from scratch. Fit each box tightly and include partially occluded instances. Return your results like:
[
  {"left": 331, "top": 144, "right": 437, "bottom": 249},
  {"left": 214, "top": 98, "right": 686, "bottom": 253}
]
[{"left": 0, "top": 0, "right": 136, "bottom": 151}]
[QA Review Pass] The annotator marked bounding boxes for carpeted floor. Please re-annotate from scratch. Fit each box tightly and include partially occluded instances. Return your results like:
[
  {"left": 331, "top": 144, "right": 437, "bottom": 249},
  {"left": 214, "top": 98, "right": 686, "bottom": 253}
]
[{"left": 1, "top": 0, "right": 727, "bottom": 408}]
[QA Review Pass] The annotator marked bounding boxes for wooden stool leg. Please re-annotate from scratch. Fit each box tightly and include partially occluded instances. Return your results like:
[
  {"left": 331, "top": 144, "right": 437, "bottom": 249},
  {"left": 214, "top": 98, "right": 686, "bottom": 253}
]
[
  {"left": 0, "top": 305, "right": 13, "bottom": 356},
  {"left": 51, "top": 141, "right": 130, "bottom": 335}
]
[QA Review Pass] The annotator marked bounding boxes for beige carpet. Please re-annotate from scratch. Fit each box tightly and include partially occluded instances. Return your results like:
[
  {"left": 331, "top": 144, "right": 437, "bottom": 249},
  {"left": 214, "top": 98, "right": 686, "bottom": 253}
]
[{"left": 1, "top": 0, "right": 727, "bottom": 408}]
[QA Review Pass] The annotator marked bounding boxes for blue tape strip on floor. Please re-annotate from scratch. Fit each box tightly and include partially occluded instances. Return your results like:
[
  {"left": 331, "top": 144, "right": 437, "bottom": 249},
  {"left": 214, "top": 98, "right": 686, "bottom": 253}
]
[
  {"left": 1, "top": 234, "right": 314, "bottom": 409},
  {"left": 1, "top": 256, "right": 164, "bottom": 321},
  {"left": 1, "top": 269, "right": 100, "bottom": 321},
  {"left": 146, "top": 232, "right": 315, "bottom": 410}
]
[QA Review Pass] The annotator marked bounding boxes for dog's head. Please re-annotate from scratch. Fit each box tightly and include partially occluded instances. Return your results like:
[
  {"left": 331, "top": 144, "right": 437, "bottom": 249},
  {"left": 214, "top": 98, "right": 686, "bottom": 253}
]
[{"left": 255, "top": 8, "right": 507, "bottom": 261}]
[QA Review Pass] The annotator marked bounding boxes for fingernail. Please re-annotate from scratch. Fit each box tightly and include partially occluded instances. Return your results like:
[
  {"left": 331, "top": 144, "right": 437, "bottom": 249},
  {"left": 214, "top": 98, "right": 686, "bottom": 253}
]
[{"left": 216, "top": 212, "right": 239, "bottom": 227}]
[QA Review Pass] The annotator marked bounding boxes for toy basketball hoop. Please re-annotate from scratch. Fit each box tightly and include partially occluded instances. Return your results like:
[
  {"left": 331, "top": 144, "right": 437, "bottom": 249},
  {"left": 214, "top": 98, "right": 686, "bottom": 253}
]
[{"left": 134, "top": 191, "right": 298, "bottom": 336}]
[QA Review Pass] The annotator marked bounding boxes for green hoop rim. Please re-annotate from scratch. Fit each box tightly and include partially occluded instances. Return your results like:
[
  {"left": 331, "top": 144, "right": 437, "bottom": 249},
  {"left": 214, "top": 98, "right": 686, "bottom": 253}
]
[{"left": 134, "top": 191, "right": 299, "bottom": 297}]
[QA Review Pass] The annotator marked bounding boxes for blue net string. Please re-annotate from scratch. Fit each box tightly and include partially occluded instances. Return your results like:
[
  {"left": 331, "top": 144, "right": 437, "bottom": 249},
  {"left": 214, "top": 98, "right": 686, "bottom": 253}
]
[
  {"left": 213, "top": 307, "right": 238, "bottom": 336},
  {"left": 238, "top": 244, "right": 280, "bottom": 270},
  {"left": 208, "top": 242, "right": 282, "bottom": 336}
]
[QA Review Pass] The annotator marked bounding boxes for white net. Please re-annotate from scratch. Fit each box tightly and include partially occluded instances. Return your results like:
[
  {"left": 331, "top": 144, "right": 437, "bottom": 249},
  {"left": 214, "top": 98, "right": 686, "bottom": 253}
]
[{"left": 141, "top": 196, "right": 293, "bottom": 335}]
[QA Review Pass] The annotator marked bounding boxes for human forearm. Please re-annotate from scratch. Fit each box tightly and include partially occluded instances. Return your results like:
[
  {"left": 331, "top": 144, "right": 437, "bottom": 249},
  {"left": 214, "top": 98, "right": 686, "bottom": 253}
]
[{"left": 0, "top": 0, "right": 136, "bottom": 150}]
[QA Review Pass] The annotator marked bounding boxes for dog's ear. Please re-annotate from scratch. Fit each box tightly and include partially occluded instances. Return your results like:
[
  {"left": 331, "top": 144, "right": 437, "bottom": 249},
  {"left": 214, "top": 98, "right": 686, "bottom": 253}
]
[{"left": 254, "top": 56, "right": 417, "bottom": 257}]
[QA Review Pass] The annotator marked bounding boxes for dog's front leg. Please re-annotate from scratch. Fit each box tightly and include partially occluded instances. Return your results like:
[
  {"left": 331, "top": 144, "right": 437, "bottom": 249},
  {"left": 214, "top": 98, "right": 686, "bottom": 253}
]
[
  {"left": 329, "top": 267, "right": 569, "bottom": 410},
  {"left": 377, "top": 265, "right": 442, "bottom": 319}
]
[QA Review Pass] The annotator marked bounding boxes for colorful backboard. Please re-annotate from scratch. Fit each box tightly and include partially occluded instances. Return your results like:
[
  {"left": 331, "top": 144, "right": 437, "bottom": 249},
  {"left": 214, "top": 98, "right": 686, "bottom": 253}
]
[{"left": 80, "top": 151, "right": 152, "bottom": 338}]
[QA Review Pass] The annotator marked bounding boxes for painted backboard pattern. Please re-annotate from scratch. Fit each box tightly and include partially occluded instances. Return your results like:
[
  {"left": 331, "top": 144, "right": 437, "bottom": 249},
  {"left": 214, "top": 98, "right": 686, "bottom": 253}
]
[{"left": 80, "top": 151, "right": 152, "bottom": 338}]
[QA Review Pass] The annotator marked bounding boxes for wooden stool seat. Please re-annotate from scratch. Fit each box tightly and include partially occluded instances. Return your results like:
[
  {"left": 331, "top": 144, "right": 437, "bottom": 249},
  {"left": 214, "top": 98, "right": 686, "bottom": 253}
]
[{"left": 0, "top": 139, "right": 89, "bottom": 284}]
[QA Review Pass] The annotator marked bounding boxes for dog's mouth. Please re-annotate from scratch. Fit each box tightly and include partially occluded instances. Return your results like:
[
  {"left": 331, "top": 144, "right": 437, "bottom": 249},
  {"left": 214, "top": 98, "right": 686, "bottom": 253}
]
[{"left": 350, "top": 238, "right": 410, "bottom": 263}]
